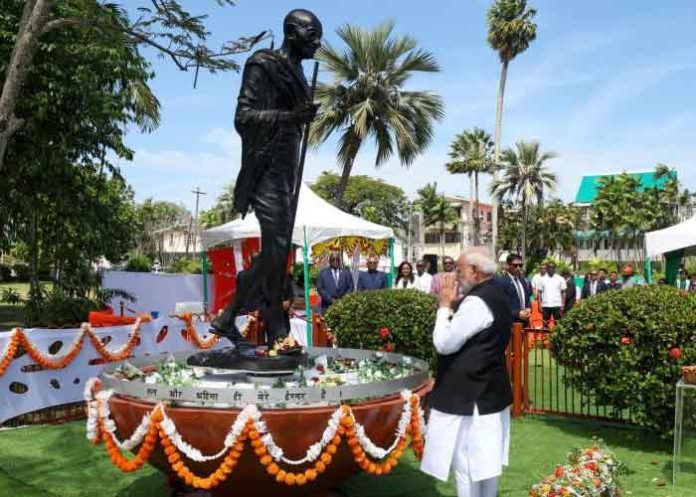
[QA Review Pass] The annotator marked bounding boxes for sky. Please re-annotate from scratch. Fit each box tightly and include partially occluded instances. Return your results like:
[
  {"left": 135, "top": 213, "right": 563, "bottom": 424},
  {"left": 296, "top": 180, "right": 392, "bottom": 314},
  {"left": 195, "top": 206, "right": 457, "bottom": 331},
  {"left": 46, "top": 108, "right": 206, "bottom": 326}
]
[{"left": 119, "top": 0, "right": 696, "bottom": 213}]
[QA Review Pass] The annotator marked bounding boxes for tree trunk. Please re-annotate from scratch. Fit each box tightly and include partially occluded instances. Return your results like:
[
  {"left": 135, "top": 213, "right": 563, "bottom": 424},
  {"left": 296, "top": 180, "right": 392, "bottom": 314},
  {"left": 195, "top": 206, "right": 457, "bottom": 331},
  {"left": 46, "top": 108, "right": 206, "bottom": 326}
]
[
  {"left": 468, "top": 174, "right": 474, "bottom": 245},
  {"left": 334, "top": 154, "right": 357, "bottom": 209},
  {"left": 521, "top": 201, "right": 527, "bottom": 262},
  {"left": 440, "top": 223, "right": 445, "bottom": 259},
  {"left": 0, "top": 0, "right": 53, "bottom": 171},
  {"left": 491, "top": 58, "right": 509, "bottom": 256},
  {"left": 474, "top": 171, "right": 481, "bottom": 245}
]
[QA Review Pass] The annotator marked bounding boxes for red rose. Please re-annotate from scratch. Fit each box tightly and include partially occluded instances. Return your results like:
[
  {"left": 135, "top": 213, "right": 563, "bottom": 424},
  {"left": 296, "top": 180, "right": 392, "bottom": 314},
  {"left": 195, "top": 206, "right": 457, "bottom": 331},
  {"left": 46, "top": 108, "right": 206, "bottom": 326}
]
[
  {"left": 669, "top": 347, "right": 682, "bottom": 360},
  {"left": 620, "top": 336, "right": 633, "bottom": 346},
  {"left": 379, "top": 327, "right": 391, "bottom": 340},
  {"left": 382, "top": 343, "right": 396, "bottom": 352},
  {"left": 316, "top": 365, "right": 325, "bottom": 373},
  {"left": 554, "top": 465, "right": 564, "bottom": 477},
  {"left": 584, "top": 462, "right": 597, "bottom": 472}
]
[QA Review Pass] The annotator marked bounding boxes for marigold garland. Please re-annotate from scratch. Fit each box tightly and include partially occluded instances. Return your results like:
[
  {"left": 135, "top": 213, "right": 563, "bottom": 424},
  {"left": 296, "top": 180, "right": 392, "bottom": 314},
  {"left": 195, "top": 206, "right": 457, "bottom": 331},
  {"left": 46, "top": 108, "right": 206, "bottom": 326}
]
[
  {"left": 178, "top": 313, "right": 218, "bottom": 349},
  {"left": 87, "top": 384, "right": 427, "bottom": 490},
  {"left": 0, "top": 315, "right": 218, "bottom": 376}
]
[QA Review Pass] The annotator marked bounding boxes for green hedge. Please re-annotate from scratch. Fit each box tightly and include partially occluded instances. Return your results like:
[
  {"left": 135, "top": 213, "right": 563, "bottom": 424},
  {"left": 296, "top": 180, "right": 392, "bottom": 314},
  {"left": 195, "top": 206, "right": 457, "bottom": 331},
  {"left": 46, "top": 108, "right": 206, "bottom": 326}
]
[
  {"left": 552, "top": 286, "right": 696, "bottom": 434},
  {"left": 324, "top": 289, "right": 438, "bottom": 367}
]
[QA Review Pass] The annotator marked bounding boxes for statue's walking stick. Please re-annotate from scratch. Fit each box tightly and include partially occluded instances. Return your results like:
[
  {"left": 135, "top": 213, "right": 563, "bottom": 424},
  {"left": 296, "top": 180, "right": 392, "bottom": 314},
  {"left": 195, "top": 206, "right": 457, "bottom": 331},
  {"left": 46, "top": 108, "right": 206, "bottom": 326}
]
[{"left": 289, "top": 61, "right": 320, "bottom": 236}]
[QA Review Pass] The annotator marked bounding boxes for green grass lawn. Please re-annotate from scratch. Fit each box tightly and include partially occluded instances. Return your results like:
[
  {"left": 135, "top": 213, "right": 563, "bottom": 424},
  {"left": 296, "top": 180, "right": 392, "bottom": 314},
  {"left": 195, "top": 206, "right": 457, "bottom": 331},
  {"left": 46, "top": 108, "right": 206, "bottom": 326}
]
[{"left": 0, "top": 415, "right": 693, "bottom": 497}]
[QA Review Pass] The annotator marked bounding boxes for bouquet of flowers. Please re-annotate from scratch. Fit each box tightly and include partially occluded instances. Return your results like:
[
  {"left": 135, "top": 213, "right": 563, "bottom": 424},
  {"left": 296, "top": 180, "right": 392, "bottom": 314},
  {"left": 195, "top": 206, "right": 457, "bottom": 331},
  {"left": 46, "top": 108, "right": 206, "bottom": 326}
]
[{"left": 529, "top": 440, "right": 623, "bottom": 497}]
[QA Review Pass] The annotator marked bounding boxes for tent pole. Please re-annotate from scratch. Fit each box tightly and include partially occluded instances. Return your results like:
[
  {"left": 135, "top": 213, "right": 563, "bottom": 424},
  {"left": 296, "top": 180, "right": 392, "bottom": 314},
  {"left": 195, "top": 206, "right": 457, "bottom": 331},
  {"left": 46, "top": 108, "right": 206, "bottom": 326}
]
[
  {"left": 303, "top": 227, "right": 312, "bottom": 347},
  {"left": 201, "top": 251, "right": 209, "bottom": 313},
  {"left": 388, "top": 238, "right": 395, "bottom": 287}
]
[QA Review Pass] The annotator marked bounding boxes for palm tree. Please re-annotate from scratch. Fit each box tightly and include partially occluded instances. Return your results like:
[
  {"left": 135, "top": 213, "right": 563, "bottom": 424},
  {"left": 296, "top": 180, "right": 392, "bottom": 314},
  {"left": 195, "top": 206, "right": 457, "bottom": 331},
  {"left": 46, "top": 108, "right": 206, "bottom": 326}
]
[
  {"left": 311, "top": 21, "right": 444, "bottom": 207},
  {"left": 490, "top": 140, "right": 557, "bottom": 260},
  {"left": 414, "top": 183, "right": 458, "bottom": 258},
  {"left": 445, "top": 128, "right": 495, "bottom": 245},
  {"left": 487, "top": 0, "right": 538, "bottom": 252}
]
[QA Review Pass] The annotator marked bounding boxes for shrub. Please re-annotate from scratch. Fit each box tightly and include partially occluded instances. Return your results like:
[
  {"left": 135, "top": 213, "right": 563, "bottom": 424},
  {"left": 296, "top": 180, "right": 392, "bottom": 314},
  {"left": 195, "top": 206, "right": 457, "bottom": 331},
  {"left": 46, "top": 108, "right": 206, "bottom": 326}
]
[
  {"left": 12, "top": 263, "right": 30, "bottom": 282},
  {"left": 324, "top": 289, "right": 438, "bottom": 367},
  {"left": 0, "top": 264, "right": 11, "bottom": 282},
  {"left": 552, "top": 286, "right": 696, "bottom": 434},
  {"left": 25, "top": 288, "right": 101, "bottom": 328},
  {"left": 125, "top": 254, "right": 152, "bottom": 272},
  {"left": 1, "top": 287, "right": 23, "bottom": 305},
  {"left": 165, "top": 257, "right": 211, "bottom": 274}
]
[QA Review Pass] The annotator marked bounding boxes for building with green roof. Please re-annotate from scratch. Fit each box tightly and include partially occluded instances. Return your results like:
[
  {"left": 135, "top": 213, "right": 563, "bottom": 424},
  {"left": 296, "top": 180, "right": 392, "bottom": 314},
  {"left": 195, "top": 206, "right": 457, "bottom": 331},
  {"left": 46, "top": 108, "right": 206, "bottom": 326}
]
[
  {"left": 573, "top": 169, "right": 679, "bottom": 263},
  {"left": 574, "top": 169, "right": 677, "bottom": 205}
]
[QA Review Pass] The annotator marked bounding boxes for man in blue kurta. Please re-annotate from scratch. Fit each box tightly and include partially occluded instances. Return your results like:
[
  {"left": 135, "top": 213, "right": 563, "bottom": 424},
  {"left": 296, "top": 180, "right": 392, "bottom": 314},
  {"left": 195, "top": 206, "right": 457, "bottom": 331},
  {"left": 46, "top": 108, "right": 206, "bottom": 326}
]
[{"left": 357, "top": 254, "right": 388, "bottom": 291}]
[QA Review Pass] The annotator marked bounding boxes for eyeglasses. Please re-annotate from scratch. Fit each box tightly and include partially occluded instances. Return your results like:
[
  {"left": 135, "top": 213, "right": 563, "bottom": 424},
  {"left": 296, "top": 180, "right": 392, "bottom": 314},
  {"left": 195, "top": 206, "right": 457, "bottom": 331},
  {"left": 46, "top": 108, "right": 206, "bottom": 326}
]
[
  {"left": 443, "top": 261, "right": 454, "bottom": 265},
  {"left": 511, "top": 263, "right": 523, "bottom": 267}
]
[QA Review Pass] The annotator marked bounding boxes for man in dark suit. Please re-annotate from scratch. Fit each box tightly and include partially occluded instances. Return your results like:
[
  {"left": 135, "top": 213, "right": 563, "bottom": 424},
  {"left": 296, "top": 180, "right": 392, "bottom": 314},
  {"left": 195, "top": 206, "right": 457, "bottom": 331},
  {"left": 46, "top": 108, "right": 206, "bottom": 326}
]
[
  {"left": 561, "top": 268, "right": 577, "bottom": 313},
  {"left": 356, "top": 254, "right": 388, "bottom": 291},
  {"left": 317, "top": 251, "right": 353, "bottom": 313},
  {"left": 581, "top": 269, "right": 607, "bottom": 299},
  {"left": 495, "top": 253, "right": 532, "bottom": 324}
]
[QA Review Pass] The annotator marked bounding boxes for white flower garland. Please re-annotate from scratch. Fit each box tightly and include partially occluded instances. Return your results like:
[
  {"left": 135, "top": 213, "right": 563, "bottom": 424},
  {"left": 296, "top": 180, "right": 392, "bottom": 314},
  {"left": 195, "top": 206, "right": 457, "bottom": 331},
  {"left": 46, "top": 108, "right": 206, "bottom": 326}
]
[
  {"left": 96, "top": 389, "right": 154, "bottom": 451},
  {"left": 85, "top": 378, "right": 100, "bottom": 443},
  {"left": 85, "top": 377, "right": 426, "bottom": 465}
]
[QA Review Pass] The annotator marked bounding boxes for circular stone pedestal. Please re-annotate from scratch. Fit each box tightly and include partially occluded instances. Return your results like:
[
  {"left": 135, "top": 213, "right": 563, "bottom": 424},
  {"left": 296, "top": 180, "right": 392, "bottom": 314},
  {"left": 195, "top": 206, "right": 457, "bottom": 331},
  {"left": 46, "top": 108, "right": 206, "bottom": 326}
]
[{"left": 108, "top": 380, "right": 431, "bottom": 497}]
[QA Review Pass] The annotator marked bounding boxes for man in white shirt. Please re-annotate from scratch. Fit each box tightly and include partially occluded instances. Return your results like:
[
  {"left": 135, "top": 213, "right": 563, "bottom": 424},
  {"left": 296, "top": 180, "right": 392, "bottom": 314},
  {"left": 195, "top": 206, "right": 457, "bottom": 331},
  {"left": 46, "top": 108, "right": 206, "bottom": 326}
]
[
  {"left": 421, "top": 247, "right": 512, "bottom": 497},
  {"left": 413, "top": 259, "right": 433, "bottom": 292},
  {"left": 531, "top": 263, "right": 547, "bottom": 298},
  {"left": 537, "top": 262, "right": 567, "bottom": 328}
]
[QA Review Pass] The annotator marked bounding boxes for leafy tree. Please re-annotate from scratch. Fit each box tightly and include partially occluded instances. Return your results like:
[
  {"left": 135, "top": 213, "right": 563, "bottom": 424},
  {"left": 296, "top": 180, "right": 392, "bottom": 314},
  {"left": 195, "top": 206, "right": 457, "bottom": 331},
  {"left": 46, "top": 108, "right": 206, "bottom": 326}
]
[
  {"left": 0, "top": 0, "right": 268, "bottom": 171},
  {"left": 135, "top": 199, "right": 190, "bottom": 262},
  {"left": 490, "top": 140, "right": 557, "bottom": 261},
  {"left": 0, "top": 0, "right": 160, "bottom": 305},
  {"left": 590, "top": 166, "right": 691, "bottom": 265},
  {"left": 414, "top": 183, "right": 458, "bottom": 258},
  {"left": 486, "top": 0, "right": 538, "bottom": 251},
  {"left": 310, "top": 172, "right": 409, "bottom": 231},
  {"left": 199, "top": 181, "right": 238, "bottom": 229},
  {"left": 310, "top": 21, "right": 444, "bottom": 207},
  {"left": 445, "top": 128, "right": 495, "bottom": 245}
]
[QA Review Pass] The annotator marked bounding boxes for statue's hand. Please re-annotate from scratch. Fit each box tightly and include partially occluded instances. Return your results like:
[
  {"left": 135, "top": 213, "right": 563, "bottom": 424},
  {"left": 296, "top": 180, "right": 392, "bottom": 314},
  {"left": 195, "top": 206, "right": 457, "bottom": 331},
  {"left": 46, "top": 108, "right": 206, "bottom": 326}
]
[{"left": 289, "top": 103, "right": 320, "bottom": 124}]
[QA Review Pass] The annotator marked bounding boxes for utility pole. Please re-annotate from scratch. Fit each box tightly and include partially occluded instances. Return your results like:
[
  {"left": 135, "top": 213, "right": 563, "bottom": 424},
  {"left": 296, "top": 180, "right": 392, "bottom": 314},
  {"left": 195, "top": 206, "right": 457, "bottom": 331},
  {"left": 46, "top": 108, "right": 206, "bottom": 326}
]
[{"left": 186, "top": 186, "right": 207, "bottom": 256}]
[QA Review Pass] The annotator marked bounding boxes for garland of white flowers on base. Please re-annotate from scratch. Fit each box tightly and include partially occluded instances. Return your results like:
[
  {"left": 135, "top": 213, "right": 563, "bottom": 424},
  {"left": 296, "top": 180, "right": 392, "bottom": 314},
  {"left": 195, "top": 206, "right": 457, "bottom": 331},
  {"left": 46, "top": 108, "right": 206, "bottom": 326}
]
[{"left": 84, "top": 377, "right": 427, "bottom": 489}]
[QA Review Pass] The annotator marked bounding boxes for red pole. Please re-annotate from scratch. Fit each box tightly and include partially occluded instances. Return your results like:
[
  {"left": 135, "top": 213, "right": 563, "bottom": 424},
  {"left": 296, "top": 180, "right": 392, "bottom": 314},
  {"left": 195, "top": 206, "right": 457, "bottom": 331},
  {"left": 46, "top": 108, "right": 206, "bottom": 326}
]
[{"left": 512, "top": 322, "right": 524, "bottom": 418}]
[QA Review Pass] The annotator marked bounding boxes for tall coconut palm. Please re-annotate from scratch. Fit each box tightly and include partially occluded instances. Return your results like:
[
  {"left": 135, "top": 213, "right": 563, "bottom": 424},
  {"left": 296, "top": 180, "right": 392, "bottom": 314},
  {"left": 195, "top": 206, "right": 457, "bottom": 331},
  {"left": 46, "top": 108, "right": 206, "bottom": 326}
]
[
  {"left": 445, "top": 128, "right": 495, "bottom": 245},
  {"left": 490, "top": 140, "right": 557, "bottom": 260},
  {"left": 311, "top": 21, "right": 444, "bottom": 207},
  {"left": 487, "top": 0, "right": 538, "bottom": 252},
  {"left": 414, "top": 183, "right": 458, "bottom": 258}
]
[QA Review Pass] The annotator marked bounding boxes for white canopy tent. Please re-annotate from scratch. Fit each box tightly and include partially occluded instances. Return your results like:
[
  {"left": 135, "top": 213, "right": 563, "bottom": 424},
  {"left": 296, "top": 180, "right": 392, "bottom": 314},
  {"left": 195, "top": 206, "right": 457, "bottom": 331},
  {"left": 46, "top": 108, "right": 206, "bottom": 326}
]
[
  {"left": 201, "top": 183, "right": 394, "bottom": 250},
  {"left": 645, "top": 215, "right": 696, "bottom": 257},
  {"left": 200, "top": 184, "right": 396, "bottom": 344}
]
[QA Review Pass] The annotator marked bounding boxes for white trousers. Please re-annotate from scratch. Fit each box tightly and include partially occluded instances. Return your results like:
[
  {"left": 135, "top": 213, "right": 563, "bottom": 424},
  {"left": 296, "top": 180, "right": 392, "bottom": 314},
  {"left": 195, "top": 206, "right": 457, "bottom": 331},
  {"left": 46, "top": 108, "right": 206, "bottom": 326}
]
[{"left": 421, "top": 405, "right": 510, "bottom": 486}]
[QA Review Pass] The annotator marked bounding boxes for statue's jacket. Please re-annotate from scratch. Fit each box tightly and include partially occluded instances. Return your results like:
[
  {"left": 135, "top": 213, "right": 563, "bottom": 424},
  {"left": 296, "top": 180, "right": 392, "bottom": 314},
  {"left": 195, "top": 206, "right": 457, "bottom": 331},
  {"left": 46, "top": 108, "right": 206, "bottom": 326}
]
[{"left": 233, "top": 49, "right": 310, "bottom": 218}]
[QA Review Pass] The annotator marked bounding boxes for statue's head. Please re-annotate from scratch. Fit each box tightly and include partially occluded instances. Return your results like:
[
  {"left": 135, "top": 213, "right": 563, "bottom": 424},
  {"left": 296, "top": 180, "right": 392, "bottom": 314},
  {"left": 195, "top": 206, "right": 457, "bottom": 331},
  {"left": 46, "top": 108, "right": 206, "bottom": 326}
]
[{"left": 283, "top": 9, "right": 323, "bottom": 60}]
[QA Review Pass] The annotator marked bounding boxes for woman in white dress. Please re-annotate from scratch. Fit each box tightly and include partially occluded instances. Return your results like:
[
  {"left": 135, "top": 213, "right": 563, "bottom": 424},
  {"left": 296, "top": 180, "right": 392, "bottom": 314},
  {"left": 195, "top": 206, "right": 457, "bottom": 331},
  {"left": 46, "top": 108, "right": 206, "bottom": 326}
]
[{"left": 393, "top": 261, "right": 417, "bottom": 289}]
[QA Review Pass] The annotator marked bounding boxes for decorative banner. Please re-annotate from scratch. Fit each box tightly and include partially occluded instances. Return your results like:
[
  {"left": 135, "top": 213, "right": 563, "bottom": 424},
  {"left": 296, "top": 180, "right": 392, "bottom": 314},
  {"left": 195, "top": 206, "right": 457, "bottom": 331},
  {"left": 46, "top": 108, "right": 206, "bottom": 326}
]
[
  {"left": 311, "top": 236, "right": 389, "bottom": 259},
  {"left": 0, "top": 318, "right": 230, "bottom": 424}
]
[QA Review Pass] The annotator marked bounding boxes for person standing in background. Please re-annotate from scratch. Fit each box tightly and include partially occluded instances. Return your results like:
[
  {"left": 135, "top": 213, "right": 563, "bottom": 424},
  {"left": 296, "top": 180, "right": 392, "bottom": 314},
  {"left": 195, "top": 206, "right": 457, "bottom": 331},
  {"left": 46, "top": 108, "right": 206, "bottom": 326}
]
[
  {"left": 317, "top": 252, "right": 353, "bottom": 313},
  {"left": 531, "top": 263, "right": 548, "bottom": 301},
  {"left": 430, "top": 256, "right": 456, "bottom": 296},
  {"left": 537, "top": 263, "right": 566, "bottom": 328},
  {"left": 581, "top": 270, "right": 607, "bottom": 299},
  {"left": 394, "top": 261, "right": 417, "bottom": 289},
  {"left": 357, "top": 254, "right": 388, "bottom": 291},
  {"left": 606, "top": 271, "right": 622, "bottom": 291},
  {"left": 620, "top": 264, "right": 645, "bottom": 288},
  {"left": 561, "top": 268, "right": 577, "bottom": 313},
  {"left": 675, "top": 268, "right": 690, "bottom": 290},
  {"left": 414, "top": 259, "right": 433, "bottom": 292}
]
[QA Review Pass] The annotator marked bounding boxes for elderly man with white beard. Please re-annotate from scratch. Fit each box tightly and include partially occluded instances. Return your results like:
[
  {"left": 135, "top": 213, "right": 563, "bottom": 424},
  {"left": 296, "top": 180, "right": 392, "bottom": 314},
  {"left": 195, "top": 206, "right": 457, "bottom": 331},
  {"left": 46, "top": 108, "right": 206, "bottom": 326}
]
[{"left": 420, "top": 247, "right": 512, "bottom": 497}]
